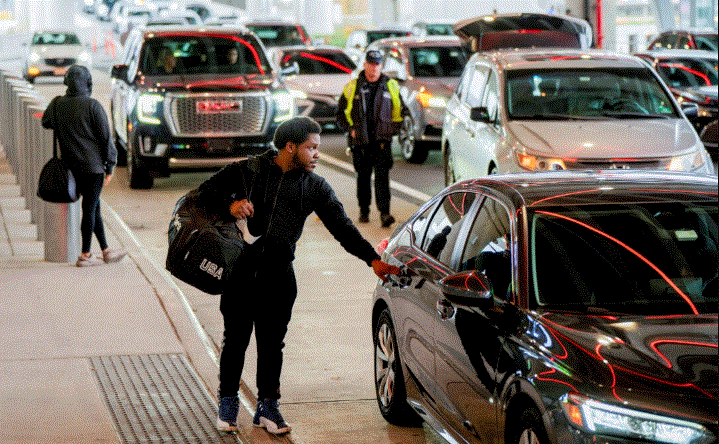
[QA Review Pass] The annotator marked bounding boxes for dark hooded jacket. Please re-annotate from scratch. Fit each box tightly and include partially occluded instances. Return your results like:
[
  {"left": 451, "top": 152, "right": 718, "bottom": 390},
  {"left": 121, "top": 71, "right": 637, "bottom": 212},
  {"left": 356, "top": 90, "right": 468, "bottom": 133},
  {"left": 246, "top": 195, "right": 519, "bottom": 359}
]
[
  {"left": 41, "top": 64, "right": 116, "bottom": 175},
  {"left": 197, "top": 149, "right": 380, "bottom": 269}
]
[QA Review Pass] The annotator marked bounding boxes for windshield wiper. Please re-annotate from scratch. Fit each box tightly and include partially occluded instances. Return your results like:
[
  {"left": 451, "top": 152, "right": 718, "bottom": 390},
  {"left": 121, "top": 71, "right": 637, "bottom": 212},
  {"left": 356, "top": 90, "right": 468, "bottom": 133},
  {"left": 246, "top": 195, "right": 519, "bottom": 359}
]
[
  {"left": 600, "top": 112, "right": 671, "bottom": 119},
  {"left": 513, "top": 114, "right": 609, "bottom": 121}
]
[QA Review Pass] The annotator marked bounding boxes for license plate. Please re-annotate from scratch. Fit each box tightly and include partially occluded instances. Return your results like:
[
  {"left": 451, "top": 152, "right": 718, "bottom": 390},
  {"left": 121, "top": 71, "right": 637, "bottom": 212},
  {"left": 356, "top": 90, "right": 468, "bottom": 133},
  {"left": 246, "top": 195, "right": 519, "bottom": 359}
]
[
  {"left": 207, "top": 139, "right": 233, "bottom": 153},
  {"left": 196, "top": 100, "right": 242, "bottom": 114},
  {"left": 53, "top": 67, "right": 68, "bottom": 76}
]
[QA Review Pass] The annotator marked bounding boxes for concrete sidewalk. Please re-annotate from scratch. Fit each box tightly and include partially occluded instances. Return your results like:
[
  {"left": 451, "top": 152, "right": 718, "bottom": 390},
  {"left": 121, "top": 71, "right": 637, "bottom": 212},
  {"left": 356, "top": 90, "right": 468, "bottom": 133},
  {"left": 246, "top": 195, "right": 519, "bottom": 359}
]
[{"left": 0, "top": 146, "right": 249, "bottom": 444}]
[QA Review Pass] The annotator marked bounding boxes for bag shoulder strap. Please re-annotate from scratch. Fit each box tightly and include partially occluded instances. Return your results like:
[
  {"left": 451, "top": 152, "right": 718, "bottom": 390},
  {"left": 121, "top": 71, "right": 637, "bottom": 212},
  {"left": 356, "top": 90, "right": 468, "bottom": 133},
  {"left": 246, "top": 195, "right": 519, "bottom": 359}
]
[{"left": 52, "top": 98, "right": 59, "bottom": 159}]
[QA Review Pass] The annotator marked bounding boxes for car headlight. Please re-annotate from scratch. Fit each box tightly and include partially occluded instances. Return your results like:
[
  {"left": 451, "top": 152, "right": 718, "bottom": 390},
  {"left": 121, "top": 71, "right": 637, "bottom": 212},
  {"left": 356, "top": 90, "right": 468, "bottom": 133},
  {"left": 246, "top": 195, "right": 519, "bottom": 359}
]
[
  {"left": 560, "top": 394, "right": 713, "bottom": 444},
  {"left": 668, "top": 148, "right": 708, "bottom": 173},
  {"left": 417, "top": 91, "right": 447, "bottom": 108},
  {"left": 273, "top": 91, "right": 295, "bottom": 122},
  {"left": 517, "top": 152, "right": 567, "bottom": 171},
  {"left": 28, "top": 51, "right": 40, "bottom": 63},
  {"left": 137, "top": 94, "right": 163, "bottom": 125},
  {"left": 78, "top": 51, "right": 92, "bottom": 63}
]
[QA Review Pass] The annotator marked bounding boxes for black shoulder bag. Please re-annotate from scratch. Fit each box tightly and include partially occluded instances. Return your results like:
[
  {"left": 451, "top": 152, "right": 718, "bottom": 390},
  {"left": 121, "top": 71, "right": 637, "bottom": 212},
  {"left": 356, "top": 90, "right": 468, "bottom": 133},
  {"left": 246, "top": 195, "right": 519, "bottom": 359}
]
[
  {"left": 165, "top": 157, "right": 264, "bottom": 295},
  {"left": 37, "top": 99, "right": 80, "bottom": 203}
]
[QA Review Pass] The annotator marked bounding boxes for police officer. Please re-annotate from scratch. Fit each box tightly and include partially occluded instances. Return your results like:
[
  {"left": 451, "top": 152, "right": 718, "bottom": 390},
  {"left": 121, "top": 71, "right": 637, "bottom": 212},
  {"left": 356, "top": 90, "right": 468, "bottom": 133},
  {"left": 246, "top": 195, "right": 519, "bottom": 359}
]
[{"left": 337, "top": 50, "right": 407, "bottom": 227}]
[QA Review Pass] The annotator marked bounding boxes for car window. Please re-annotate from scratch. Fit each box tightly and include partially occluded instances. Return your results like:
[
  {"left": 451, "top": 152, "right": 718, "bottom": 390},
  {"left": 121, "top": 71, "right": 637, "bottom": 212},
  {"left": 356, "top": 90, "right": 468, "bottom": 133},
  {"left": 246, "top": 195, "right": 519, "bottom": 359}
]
[
  {"left": 280, "top": 50, "right": 355, "bottom": 74},
  {"left": 459, "top": 197, "right": 512, "bottom": 297},
  {"left": 694, "top": 34, "right": 717, "bottom": 51},
  {"left": 247, "top": 25, "right": 308, "bottom": 47},
  {"left": 465, "top": 65, "right": 489, "bottom": 108},
  {"left": 482, "top": 70, "right": 499, "bottom": 121},
  {"left": 366, "top": 31, "right": 410, "bottom": 45},
  {"left": 676, "top": 35, "right": 692, "bottom": 49},
  {"left": 139, "top": 35, "right": 270, "bottom": 75},
  {"left": 411, "top": 205, "right": 434, "bottom": 246},
  {"left": 422, "top": 192, "right": 477, "bottom": 266},
  {"left": 32, "top": 32, "right": 80, "bottom": 45},
  {"left": 530, "top": 202, "right": 718, "bottom": 314},
  {"left": 455, "top": 64, "right": 472, "bottom": 99},
  {"left": 409, "top": 46, "right": 469, "bottom": 77},
  {"left": 656, "top": 57, "right": 718, "bottom": 87},
  {"left": 506, "top": 68, "right": 679, "bottom": 119}
]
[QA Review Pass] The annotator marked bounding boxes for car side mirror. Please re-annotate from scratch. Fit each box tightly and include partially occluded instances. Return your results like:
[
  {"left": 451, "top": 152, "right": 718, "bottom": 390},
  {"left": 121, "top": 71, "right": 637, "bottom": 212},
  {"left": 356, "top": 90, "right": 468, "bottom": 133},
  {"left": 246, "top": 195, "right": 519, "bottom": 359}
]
[
  {"left": 681, "top": 102, "right": 699, "bottom": 118},
  {"left": 439, "top": 270, "right": 493, "bottom": 306},
  {"left": 110, "top": 64, "right": 129, "bottom": 81},
  {"left": 470, "top": 106, "right": 491, "bottom": 123}
]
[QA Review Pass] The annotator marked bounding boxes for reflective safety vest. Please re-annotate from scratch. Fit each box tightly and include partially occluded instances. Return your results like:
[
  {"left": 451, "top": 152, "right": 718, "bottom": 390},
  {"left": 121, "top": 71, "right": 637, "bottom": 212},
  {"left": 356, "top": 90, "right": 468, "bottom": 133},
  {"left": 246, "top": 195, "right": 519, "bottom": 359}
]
[{"left": 342, "top": 77, "right": 403, "bottom": 127}]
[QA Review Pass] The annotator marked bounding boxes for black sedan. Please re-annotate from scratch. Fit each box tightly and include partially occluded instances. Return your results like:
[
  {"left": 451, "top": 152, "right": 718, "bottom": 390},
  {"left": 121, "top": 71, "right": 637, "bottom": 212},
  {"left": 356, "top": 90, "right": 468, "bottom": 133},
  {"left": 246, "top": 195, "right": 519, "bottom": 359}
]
[{"left": 372, "top": 170, "right": 717, "bottom": 444}]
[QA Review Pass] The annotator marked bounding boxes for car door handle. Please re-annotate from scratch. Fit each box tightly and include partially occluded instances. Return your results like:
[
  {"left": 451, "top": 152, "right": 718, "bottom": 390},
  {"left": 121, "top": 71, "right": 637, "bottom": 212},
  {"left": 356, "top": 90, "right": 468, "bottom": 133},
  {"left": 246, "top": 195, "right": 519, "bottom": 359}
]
[{"left": 436, "top": 299, "right": 455, "bottom": 320}]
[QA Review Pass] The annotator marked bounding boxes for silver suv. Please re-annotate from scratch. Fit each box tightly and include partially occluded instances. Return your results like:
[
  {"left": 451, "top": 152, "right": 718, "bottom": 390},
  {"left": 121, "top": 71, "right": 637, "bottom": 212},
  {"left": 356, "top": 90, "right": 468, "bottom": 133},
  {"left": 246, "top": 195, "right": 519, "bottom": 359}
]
[{"left": 441, "top": 48, "right": 714, "bottom": 185}]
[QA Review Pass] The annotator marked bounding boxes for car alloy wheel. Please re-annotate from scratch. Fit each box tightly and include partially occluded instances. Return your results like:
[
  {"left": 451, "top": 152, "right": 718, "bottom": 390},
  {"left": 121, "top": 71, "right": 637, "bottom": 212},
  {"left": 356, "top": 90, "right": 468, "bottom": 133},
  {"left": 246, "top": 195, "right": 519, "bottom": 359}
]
[
  {"left": 511, "top": 407, "right": 548, "bottom": 444},
  {"left": 373, "top": 309, "right": 419, "bottom": 425},
  {"left": 399, "top": 115, "right": 428, "bottom": 164}
]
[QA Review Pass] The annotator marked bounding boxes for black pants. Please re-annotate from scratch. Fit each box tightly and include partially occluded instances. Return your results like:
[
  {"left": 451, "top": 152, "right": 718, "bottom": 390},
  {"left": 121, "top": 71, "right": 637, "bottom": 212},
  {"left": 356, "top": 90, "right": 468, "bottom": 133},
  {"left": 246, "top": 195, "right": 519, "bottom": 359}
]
[
  {"left": 351, "top": 141, "right": 393, "bottom": 215},
  {"left": 75, "top": 172, "right": 108, "bottom": 254},
  {"left": 218, "top": 263, "right": 297, "bottom": 400}
]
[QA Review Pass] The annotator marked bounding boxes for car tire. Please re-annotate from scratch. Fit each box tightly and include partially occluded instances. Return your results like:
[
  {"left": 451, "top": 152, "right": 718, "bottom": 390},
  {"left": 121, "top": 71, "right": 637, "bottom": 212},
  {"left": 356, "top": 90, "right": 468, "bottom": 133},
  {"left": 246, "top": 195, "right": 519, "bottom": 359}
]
[
  {"left": 508, "top": 407, "right": 549, "bottom": 444},
  {"left": 374, "top": 308, "right": 420, "bottom": 426},
  {"left": 127, "top": 133, "right": 153, "bottom": 189},
  {"left": 399, "top": 115, "right": 429, "bottom": 164},
  {"left": 443, "top": 145, "right": 456, "bottom": 186}
]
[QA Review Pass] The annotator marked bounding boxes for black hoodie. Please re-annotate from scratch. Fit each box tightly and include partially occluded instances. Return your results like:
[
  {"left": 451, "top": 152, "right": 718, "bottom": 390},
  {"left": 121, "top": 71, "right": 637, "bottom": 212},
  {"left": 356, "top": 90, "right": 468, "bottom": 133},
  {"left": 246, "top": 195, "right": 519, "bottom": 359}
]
[
  {"left": 41, "top": 64, "right": 116, "bottom": 175},
  {"left": 198, "top": 149, "right": 380, "bottom": 269}
]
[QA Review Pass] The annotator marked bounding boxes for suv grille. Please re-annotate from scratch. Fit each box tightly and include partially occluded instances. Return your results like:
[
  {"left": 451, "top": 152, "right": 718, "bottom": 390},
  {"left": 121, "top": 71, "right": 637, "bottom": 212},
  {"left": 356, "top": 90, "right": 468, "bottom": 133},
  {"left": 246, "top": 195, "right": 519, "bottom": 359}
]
[
  {"left": 566, "top": 158, "right": 667, "bottom": 169},
  {"left": 45, "top": 58, "right": 76, "bottom": 67},
  {"left": 166, "top": 92, "right": 269, "bottom": 137}
]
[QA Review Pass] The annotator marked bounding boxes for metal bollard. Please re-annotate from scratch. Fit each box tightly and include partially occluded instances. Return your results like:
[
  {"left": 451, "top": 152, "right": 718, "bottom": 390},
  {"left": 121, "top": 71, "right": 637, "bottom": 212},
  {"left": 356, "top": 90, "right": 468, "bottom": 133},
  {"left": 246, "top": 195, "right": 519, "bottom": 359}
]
[{"left": 43, "top": 200, "right": 82, "bottom": 262}]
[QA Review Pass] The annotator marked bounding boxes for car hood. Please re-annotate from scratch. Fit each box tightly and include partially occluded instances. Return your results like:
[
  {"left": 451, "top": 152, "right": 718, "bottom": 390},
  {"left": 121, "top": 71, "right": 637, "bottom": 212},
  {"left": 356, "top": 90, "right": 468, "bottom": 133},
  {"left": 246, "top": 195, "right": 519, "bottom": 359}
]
[
  {"left": 534, "top": 312, "right": 718, "bottom": 419},
  {"left": 29, "top": 45, "right": 84, "bottom": 59},
  {"left": 138, "top": 73, "right": 278, "bottom": 92},
  {"left": 507, "top": 119, "right": 699, "bottom": 158},
  {"left": 283, "top": 74, "right": 350, "bottom": 96}
]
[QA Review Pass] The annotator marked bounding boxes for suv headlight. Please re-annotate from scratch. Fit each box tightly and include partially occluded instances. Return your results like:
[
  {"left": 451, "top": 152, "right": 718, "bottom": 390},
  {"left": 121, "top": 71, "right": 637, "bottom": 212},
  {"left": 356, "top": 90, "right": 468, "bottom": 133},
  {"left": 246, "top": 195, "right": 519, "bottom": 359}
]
[
  {"left": 517, "top": 152, "right": 567, "bottom": 171},
  {"left": 137, "top": 94, "right": 163, "bottom": 125},
  {"left": 417, "top": 91, "right": 447, "bottom": 108},
  {"left": 273, "top": 91, "right": 295, "bottom": 122},
  {"left": 560, "top": 394, "right": 713, "bottom": 444},
  {"left": 28, "top": 51, "right": 40, "bottom": 63}
]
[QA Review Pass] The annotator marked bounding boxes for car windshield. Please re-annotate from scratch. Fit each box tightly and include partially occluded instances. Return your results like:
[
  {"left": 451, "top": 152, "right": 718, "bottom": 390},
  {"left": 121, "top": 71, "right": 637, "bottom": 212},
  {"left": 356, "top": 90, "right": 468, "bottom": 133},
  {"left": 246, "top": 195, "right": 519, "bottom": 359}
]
[
  {"left": 246, "top": 25, "right": 307, "bottom": 47},
  {"left": 140, "top": 35, "right": 270, "bottom": 75},
  {"left": 280, "top": 50, "right": 355, "bottom": 74},
  {"left": 424, "top": 24, "right": 454, "bottom": 35},
  {"left": 506, "top": 68, "right": 680, "bottom": 119},
  {"left": 655, "top": 57, "right": 718, "bottom": 87},
  {"left": 366, "top": 31, "right": 410, "bottom": 45},
  {"left": 409, "top": 46, "right": 469, "bottom": 77},
  {"left": 530, "top": 202, "right": 718, "bottom": 315},
  {"left": 32, "top": 32, "right": 80, "bottom": 45},
  {"left": 694, "top": 33, "right": 718, "bottom": 51}
]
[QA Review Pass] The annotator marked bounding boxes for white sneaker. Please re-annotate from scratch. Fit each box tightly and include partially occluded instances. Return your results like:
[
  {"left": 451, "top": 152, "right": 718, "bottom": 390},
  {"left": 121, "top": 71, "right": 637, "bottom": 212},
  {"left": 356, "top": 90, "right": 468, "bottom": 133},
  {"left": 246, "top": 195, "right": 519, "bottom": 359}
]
[{"left": 76, "top": 254, "right": 104, "bottom": 267}]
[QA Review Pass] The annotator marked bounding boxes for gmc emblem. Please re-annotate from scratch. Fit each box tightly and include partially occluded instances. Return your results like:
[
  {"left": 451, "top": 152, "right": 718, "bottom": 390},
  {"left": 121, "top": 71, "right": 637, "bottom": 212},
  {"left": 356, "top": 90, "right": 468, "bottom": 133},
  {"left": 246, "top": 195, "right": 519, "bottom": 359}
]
[{"left": 196, "top": 100, "right": 242, "bottom": 114}]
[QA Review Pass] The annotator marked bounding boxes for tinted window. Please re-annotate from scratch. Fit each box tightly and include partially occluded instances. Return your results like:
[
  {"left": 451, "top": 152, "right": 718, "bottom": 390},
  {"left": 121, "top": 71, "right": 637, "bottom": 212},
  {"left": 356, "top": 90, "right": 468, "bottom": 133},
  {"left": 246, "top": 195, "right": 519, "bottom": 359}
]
[
  {"left": 32, "top": 32, "right": 80, "bottom": 45},
  {"left": 506, "top": 68, "right": 679, "bottom": 119},
  {"left": 530, "top": 202, "right": 718, "bottom": 314},
  {"left": 366, "top": 31, "right": 410, "bottom": 45},
  {"left": 460, "top": 197, "right": 512, "bottom": 297},
  {"left": 422, "top": 192, "right": 476, "bottom": 266},
  {"left": 694, "top": 33, "right": 718, "bottom": 51},
  {"left": 483, "top": 71, "right": 499, "bottom": 121},
  {"left": 424, "top": 24, "right": 454, "bottom": 36},
  {"left": 246, "top": 25, "right": 307, "bottom": 47},
  {"left": 655, "top": 57, "right": 718, "bottom": 87},
  {"left": 409, "top": 46, "right": 469, "bottom": 77},
  {"left": 139, "top": 35, "right": 270, "bottom": 75},
  {"left": 280, "top": 50, "right": 355, "bottom": 74}
]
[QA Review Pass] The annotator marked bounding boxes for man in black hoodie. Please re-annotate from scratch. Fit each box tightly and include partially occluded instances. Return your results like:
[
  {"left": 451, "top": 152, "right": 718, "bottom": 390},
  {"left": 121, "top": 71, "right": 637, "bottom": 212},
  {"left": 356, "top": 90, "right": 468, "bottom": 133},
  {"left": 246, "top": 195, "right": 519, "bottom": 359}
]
[
  {"left": 42, "top": 64, "right": 126, "bottom": 267},
  {"left": 198, "top": 116, "right": 401, "bottom": 434}
]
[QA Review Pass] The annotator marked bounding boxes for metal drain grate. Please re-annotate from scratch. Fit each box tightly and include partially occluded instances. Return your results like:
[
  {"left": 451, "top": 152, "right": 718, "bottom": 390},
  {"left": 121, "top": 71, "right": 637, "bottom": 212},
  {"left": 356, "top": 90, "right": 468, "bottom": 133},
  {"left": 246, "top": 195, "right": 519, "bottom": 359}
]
[{"left": 90, "top": 354, "right": 238, "bottom": 444}]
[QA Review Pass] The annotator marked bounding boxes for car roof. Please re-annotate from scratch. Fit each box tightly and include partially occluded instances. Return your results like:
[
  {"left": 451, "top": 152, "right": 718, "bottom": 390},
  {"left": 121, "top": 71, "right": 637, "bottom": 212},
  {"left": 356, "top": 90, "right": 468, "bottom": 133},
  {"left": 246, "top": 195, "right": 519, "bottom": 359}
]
[
  {"left": 273, "top": 44, "right": 346, "bottom": 52},
  {"left": 445, "top": 171, "right": 718, "bottom": 209},
  {"left": 140, "top": 24, "right": 252, "bottom": 35},
  {"left": 369, "top": 35, "right": 462, "bottom": 47},
  {"left": 244, "top": 20, "right": 305, "bottom": 27},
  {"left": 470, "top": 48, "right": 647, "bottom": 70},
  {"left": 635, "top": 49, "right": 718, "bottom": 60}
]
